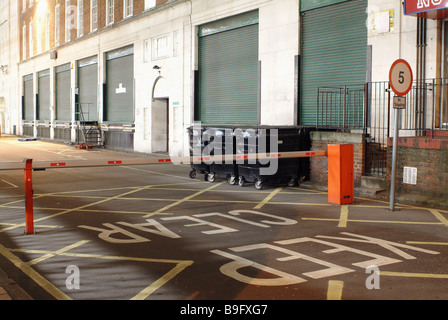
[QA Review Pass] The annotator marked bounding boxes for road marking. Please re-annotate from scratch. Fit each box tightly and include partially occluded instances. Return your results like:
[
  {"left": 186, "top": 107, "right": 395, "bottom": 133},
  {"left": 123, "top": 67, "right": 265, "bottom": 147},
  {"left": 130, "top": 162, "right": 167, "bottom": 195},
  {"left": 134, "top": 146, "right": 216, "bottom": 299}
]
[
  {"left": 406, "top": 241, "right": 448, "bottom": 246},
  {"left": 338, "top": 205, "right": 349, "bottom": 228},
  {"left": 379, "top": 271, "right": 448, "bottom": 279},
  {"left": 144, "top": 181, "right": 225, "bottom": 218},
  {"left": 1, "top": 180, "right": 18, "bottom": 188},
  {"left": 0, "top": 243, "right": 72, "bottom": 300},
  {"left": 122, "top": 165, "right": 195, "bottom": 181},
  {"left": 131, "top": 260, "right": 193, "bottom": 300},
  {"left": 9, "top": 246, "right": 194, "bottom": 300},
  {"left": 27, "top": 240, "right": 91, "bottom": 266},
  {"left": 0, "top": 222, "right": 60, "bottom": 229},
  {"left": 253, "top": 187, "right": 283, "bottom": 210},
  {"left": 429, "top": 209, "right": 448, "bottom": 227},
  {"left": 21, "top": 185, "right": 165, "bottom": 229},
  {"left": 327, "top": 280, "right": 344, "bottom": 300},
  {"left": 302, "top": 217, "right": 444, "bottom": 226}
]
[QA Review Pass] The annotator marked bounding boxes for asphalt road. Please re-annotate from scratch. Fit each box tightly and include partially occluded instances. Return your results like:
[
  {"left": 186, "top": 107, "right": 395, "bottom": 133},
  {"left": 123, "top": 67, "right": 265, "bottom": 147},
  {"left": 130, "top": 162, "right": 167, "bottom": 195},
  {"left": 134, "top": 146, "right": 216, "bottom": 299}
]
[{"left": 0, "top": 136, "right": 447, "bottom": 302}]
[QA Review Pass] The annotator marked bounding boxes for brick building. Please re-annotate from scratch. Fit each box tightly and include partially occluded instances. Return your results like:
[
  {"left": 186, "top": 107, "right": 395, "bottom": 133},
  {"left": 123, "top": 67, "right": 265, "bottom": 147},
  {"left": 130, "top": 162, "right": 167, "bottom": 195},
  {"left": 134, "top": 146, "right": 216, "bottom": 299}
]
[{"left": 19, "top": 1, "right": 172, "bottom": 61}]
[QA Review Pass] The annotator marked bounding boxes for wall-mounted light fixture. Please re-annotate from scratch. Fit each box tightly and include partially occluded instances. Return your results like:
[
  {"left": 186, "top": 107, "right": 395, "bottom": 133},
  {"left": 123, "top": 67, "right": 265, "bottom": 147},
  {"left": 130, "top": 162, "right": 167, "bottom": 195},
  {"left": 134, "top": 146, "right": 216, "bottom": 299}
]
[
  {"left": 153, "top": 65, "right": 162, "bottom": 75},
  {"left": 0, "top": 65, "right": 8, "bottom": 75}
]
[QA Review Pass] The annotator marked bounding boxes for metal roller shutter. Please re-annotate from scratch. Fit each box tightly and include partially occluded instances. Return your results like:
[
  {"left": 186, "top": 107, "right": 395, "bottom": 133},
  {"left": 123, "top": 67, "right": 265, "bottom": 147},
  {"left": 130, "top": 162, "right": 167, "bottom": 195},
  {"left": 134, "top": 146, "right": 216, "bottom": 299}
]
[
  {"left": 300, "top": 0, "right": 367, "bottom": 126},
  {"left": 78, "top": 56, "right": 98, "bottom": 121},
  {"left": 105, "top": 46, "right": 134, "bottom": 123},
  {"left": 23, "top": 74, "right": 34, "bottom": 121},
  {"left": 38, "top": 69, "right": 50, "bottom": 121},
  {"left": 56, "top": 64, "right": 72, "bottom": 121},
  {"left": 198, "top": 11, "right": 259, "bottom": 126}
]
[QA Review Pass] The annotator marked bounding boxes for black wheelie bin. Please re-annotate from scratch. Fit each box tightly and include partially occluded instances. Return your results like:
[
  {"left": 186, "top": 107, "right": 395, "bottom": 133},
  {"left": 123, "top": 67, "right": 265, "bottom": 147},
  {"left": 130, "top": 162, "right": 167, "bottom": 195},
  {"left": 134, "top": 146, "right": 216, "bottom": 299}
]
[{"left": 235, "top": 126, "right": 311, "bottom": 190}]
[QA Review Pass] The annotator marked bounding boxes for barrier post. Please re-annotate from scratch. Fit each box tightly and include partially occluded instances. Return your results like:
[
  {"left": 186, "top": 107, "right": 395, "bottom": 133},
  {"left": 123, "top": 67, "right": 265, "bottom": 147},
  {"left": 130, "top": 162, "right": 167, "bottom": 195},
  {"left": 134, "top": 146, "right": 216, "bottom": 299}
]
[
  {"left": 327, "top": 144, "right": 354, "bottom": 205},
  {"left": 24, "top": 159, "right": 34, "bottom": 234}
]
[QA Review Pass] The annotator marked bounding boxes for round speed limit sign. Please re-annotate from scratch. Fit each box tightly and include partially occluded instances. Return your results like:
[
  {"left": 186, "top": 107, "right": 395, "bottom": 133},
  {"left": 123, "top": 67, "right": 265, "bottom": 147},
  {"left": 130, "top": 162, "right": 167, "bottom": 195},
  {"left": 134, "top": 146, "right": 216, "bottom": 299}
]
[{"left": 389, "top": 59, "right": 413, "bottom": 96}]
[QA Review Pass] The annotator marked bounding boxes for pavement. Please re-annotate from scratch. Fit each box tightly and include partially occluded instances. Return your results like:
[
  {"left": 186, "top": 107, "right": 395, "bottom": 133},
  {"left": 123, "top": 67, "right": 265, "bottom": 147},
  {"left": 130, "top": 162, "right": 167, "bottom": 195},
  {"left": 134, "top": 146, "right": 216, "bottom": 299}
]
[{"left": 0, "top": 135, "right": 447, "bottom": 301}]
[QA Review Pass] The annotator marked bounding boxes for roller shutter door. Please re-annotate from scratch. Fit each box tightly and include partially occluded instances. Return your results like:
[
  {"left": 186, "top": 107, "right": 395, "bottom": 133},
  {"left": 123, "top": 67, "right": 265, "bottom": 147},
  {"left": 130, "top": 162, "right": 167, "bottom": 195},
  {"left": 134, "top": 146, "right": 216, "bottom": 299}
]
[
  {"left": 56, "top": 64, "right": 72, "bottom": 121},
  {"left": 38, "top": 69, "right": 50, "bottom": 121},
  {"left": 198, "top": 11, "right": 259, "bottom": 126},
  {"left": 300, "top": 0, "right": 367, "bottom": 126},
  {"left": 105, "top": 46, "right": 134, "bottom": 123},
  {"left": 23, "top": 74, "right": 34, "bottom": 121},
  {"left": 78, "top": 56, "right": 98, "bottom": 121}
]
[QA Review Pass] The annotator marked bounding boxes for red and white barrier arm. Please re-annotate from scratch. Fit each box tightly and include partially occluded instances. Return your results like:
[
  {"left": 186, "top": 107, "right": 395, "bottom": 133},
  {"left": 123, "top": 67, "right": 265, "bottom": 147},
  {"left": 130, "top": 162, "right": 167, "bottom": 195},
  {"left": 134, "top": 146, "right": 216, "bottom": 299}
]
[{"left": 0, "top": 150, "right": 327, "bottom": 171}]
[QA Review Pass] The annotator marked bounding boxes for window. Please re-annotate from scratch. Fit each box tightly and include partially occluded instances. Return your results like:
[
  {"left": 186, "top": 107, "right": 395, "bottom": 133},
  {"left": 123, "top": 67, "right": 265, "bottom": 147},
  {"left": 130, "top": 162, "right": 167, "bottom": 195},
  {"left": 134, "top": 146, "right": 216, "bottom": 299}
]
[
  {"left": 29, "top": 21, "right": 33, "bottom": 57},
  {"left": 91, "top": 0, "right": 98, "bottom": 31},
  {"left": 65, "top": 0, "right": 71, "bottom": 42},
  {"left": 144, "top": 0, "right": 156, "bottom": 10},
  {"left": 106, "top": 0, "right": 114, "bottom": 25},
  {"left": 46, "top": 11, "right": 50, "bottom": 50},
  {"left": 143, "top": 39, "right": 150, "bottom": 62},
  {"left": 22, "top": 24, "right": 27, "bottom": 60},
  {"left": 37, "top": 16, "right": 42, "bottom": 54},
  {"left": 78, "top": 0, "right": 84, "bottom": 37},
  {"left": 152, "top": 34, "right": 169, "bottom": 60},
  {"left": 55, "top": 4, "right": 60, "bottom": 46},
  {"left": 124, "top": 0, "right": 133, "bottom": 18}
]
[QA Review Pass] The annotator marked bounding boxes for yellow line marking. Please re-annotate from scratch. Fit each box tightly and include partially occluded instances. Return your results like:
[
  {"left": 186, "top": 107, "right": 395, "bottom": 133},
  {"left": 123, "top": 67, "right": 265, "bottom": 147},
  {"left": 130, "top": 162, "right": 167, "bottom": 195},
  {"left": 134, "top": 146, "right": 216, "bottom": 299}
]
[
  {"left": 289, "top": 187, "right": 328, "bottom": 195},
  {"left": 0, "top": 243, "right": 72, "bottom": 300},
  {"left": 379, "top": 271, "right": 448, "bottom": 279},
  {"left": 254, "top": 187, "right": 283, "bottom": 210},
  {"left": 131, "top": 261, "right": 193, "bottom": 300},
  {"left": 406, "top": 241, "right": 448, "bottom": 246},
  {"left": 144, "top": 182, "right": 225, "bottom": 218},
  {"left": 0, "top": 185, "right": 161, "bottom": 233},
  {"left": 302, "top": 218, "right": 444, "bottom": 226},
  {"left": 327, "top": 280, "right": 344, "bottom": 300},
  {"left": 8, "top": 246, "right": 193, "bottom": 300},
  {"left": 27, "top": 240, "right": 91, "bottom": 266},
  {"left": 429, "top": 209, "right": 448, "bottom": 227},
  {"left": 338, "top": 205, "right": 349, "bottom": 228},
  {"left": 0, "top": 222, "right": 60, "bottom": 229},
  {"left": 33, "top": 181, "right": 206, "bottom": 198}
]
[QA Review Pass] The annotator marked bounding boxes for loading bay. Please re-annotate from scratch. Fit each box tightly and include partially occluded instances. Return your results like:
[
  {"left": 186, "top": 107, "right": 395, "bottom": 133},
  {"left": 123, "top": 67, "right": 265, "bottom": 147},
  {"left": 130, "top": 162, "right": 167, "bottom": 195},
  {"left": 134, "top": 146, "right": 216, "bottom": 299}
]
[{"left": 0, "top": 136, "right": 447, "bottom": 301}]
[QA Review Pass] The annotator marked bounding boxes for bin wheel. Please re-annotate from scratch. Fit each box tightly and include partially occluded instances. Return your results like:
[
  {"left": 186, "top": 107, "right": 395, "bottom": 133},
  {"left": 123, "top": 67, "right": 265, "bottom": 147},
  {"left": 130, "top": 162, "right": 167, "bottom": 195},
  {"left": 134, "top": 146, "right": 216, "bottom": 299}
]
[
  {"left": 228, "top": 175, "right": 237, "bottom": 185},
  {"left": 189, "top": 170, "right": 197, "bottom": 179},
  {"left": 238, "top": 176, "right": 246, "bottom": 187},
  {"left": 207, "top": 172, "right": 216, "bottom": 183},
  {"left": 287, "top": 178, "right": 298, "bottom": 187},
  {"left": 255, "top": 179, "right": 265, "bottom": 190}
]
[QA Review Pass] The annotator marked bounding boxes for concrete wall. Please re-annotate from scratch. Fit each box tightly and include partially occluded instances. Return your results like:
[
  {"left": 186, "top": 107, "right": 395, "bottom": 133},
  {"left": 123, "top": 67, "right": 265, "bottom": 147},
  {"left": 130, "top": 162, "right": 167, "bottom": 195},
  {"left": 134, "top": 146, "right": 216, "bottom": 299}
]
[{"left": 368, "top": 0, "right": 438, "bottom": 81}]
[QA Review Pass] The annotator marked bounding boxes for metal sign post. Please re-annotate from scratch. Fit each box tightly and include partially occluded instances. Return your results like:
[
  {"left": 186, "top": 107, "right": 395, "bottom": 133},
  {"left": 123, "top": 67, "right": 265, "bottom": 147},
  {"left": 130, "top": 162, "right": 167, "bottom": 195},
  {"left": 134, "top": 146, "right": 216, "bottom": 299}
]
[{"left": 389, "top": 59, "right": 413, "bottom": 211}]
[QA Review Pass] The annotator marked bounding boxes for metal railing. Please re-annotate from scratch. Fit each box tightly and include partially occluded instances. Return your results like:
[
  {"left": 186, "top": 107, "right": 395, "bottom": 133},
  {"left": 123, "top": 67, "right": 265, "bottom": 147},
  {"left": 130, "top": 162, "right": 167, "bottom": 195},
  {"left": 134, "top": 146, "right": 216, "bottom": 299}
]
[{"left": 317, "top": 79, "right": 448, "bottom": 177}]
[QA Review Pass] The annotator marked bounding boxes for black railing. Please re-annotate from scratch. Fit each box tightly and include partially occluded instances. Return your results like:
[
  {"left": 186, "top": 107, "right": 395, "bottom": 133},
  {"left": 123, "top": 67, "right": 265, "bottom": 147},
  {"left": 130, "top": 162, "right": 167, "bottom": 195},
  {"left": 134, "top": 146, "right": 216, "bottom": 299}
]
[{"left": 317, "top": 79, "right": 448, "bottom": 177}]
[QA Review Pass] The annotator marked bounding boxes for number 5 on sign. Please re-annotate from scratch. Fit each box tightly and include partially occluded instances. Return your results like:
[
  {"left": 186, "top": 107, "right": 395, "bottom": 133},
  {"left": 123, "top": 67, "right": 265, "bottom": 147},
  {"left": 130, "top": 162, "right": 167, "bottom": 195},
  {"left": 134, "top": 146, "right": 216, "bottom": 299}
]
[{"left": 389, "top": 59, "right": 413, "bottom": 97}]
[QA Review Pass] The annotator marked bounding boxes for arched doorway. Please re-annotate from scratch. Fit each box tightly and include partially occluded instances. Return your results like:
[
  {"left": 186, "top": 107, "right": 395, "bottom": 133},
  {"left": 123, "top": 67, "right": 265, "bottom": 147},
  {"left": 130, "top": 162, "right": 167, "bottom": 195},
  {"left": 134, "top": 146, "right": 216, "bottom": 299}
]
[{"left": 151, "top": 76, "right": 169, "bottom": 153}]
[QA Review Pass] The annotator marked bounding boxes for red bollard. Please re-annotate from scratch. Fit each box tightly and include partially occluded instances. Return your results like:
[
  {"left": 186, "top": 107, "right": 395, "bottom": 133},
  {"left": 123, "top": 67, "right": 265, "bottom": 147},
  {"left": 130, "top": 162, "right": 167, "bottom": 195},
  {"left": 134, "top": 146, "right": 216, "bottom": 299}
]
[{"left": 24, "top": 159, "right": 34, "bottom": 234}]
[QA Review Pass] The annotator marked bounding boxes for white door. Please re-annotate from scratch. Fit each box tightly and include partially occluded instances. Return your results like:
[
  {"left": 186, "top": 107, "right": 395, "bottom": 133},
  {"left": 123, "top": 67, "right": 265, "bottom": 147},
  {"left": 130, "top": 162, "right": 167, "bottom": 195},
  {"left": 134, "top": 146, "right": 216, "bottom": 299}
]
[{"left": 151, "top": 98, "right": 168, "bottom": 153}]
